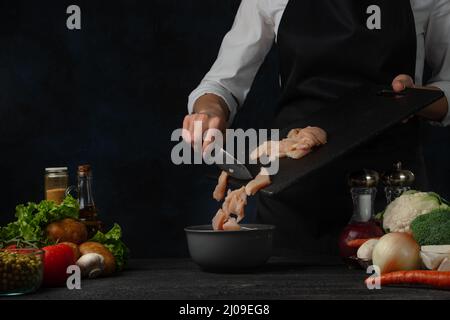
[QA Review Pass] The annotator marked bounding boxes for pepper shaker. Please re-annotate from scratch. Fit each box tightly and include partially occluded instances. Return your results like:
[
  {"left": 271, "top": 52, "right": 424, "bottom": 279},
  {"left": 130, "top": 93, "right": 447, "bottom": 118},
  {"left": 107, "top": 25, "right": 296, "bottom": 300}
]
[{"left": 382, "top": 162, "right": 415, "bottom": 204}]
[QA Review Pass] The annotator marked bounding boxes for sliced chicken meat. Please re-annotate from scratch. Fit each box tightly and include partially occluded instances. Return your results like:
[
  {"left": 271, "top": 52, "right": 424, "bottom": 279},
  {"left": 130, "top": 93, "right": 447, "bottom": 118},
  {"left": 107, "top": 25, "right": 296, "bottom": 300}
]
[
  {"left": 250, "top": 139, "right": 301, "bottom": 160},
  {"left": 245, "top": 167, "right": 272, "bottom": 196},
  {"left": 223, "top": 217, "right": 241, "bottom": 231},
  {"left": 213, "top": 171, "right": 229, "bottom": 201},
  {"left": 250, "top": 141, "right": 280, "bottom": 161},
  {"left": 251, "top": 126, "right": 327, "bottom": 161},
  {"left": 286, "top": 148, "right": 312, "bottom": 160},
  {"left": 212, "top": 209, "right": 228, "bottom": 231},
  {"left": 212, "top": 126, "right": 327, "bottom": 231},
  {"left": 287, "top": 126, "right": 327, "bottom": 147},
  {"left": 212, "top": 187, "right": 247, "bottom": 230},
  {"left": 222, "top": 187, "right": 247, "bottom": 223}
]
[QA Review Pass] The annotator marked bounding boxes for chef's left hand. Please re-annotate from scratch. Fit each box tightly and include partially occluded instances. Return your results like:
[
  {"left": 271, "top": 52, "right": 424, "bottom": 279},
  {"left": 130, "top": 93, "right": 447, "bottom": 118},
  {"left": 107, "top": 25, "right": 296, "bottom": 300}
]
[
  {"left": 392, "top": 74, "right": 414, "bottom": 92},
  {"left": 392, "top": 74, "right": 449, "bottom": 122}
]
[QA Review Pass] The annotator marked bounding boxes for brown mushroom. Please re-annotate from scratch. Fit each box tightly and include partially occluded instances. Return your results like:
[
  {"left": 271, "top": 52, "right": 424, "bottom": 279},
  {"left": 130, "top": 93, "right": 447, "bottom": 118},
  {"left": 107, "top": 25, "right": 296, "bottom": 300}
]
[
  {"left": 79, "top": 242, "right": 116, "bottom": 275},
  {"left": 46, "top": 218, "right": 88, "bottom": 245}
]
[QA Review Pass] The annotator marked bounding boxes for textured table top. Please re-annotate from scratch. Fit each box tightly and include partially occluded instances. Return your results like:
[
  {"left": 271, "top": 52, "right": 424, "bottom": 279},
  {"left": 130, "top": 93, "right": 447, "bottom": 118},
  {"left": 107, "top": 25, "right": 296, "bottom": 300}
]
[{"left": 8, "top": 257, "right": 450, "bottom": 300}]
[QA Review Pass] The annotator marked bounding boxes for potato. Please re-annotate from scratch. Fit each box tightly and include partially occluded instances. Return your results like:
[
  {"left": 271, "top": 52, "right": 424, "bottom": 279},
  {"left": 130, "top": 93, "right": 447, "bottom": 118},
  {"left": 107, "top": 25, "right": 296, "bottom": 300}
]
[
  {"left": 60, "top": 242, "right": 81, "bottom": 260},
  {"left": 46, "top": 219, "right": 88, "bottom": 245},
  {"left": 79, "top": 242, "right": 116, "bottom": 275}
]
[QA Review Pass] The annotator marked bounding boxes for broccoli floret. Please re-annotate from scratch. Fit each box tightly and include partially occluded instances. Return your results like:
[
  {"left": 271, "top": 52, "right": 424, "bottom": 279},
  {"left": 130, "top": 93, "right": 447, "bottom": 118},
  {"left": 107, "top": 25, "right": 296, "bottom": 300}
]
[{"left": 411, "top": 208, "right": 450, "bottom": 246}]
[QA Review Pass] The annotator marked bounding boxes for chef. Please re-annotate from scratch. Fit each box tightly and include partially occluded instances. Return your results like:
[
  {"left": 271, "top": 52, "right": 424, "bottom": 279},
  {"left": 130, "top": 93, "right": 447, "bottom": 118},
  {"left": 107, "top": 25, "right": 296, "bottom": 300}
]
[{"left": 183, "top": 0, "right": 450, "bottom": 253}]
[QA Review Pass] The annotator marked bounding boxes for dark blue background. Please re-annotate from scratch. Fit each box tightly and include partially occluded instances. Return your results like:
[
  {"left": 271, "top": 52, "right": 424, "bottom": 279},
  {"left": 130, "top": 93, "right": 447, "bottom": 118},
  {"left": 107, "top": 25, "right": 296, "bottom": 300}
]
[{"left": 0, "top": 0, "right": 448, "bottom": 257}]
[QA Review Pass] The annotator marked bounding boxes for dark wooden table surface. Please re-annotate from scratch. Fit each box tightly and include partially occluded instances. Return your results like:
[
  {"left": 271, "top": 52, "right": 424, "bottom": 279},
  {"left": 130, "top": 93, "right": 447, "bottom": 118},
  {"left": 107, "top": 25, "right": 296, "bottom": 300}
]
[{"left": 8, "top": 257, "right": 450, "bottom": 300}]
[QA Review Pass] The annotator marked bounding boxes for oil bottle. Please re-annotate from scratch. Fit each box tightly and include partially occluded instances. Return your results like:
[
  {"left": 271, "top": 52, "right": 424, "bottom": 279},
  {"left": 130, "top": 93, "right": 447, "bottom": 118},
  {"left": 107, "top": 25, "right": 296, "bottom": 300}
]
[{"left": 76, "top": 165, "right": 103, "bottom": 238}]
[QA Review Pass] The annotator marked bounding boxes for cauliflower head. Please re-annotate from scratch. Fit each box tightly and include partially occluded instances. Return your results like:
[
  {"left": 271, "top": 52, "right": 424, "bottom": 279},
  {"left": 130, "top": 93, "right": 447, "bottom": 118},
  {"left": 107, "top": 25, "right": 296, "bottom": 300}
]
[{"left": 382, "top": 191, "right": 448, "bottom": 233}]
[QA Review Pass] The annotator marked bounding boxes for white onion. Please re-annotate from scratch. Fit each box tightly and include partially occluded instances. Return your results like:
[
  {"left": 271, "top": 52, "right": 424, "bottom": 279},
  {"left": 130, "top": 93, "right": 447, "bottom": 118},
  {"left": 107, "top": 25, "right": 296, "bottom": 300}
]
[{"left": 372, "top": 232, "right": 421, "bottom": 274}]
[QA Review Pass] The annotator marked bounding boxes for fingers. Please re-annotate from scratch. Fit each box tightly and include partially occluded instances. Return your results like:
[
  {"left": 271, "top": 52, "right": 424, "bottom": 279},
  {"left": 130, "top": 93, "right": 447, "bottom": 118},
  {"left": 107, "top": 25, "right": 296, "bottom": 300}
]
[
  {"left": 202, "top": 117, "right": 222, "bottom": 152},
  {"left": 182, "top": 114, "right": 208, "bottom": 146},
  {"left": 391, "top": 75, "right": 416, "bottom": 123},
  {"left": 392, "top": 74, "right": 415, "bottom": 92},
  {"left": 183, "top": 113, "right": 224, "bottom": 150},
  {"left": 187, "top": 113, "right": 209, "bottom": 151},
  {"left": 183, "top": 112, "right": 226, "bottom": 155},
  {"left": 182, "top": 115, "right": 192, "bottom": 143}
]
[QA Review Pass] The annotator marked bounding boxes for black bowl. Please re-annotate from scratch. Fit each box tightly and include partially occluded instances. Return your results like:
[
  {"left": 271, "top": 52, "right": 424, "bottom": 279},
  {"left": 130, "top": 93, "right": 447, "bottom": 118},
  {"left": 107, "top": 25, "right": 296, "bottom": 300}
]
[{"left": 185, "top": 224, "right": 275, "bottom": 272}]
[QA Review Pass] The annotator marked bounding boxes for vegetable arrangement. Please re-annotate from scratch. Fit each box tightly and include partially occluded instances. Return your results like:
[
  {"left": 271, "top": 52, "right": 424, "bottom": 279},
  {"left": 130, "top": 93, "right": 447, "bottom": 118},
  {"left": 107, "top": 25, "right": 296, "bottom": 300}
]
[
  {"left": 354, "top": 191, "right": 450, "bottom": 290},
  {"left": 0, "top": 196, "right": 79, "bottom": 247},
  {"left": 0, "top": 196, "right": 129, "bottom": 292}
]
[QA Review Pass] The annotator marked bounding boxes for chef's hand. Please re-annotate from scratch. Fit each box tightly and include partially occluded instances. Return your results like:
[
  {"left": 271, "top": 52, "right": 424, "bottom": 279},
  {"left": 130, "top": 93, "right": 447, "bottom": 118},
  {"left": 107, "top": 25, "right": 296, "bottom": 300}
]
[
  {"left": 183, "top": 93, "right": 229, "bottom": 152},
  {"left": 392, "top": 74, "right": 415, "bottom": 92},
  {"left": 392, "top": 74, "right": 449, "bottom": 122}
]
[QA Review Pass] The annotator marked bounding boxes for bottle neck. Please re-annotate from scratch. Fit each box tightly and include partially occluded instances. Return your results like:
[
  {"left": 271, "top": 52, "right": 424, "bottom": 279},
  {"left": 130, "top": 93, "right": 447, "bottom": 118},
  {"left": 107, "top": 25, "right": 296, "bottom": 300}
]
[
  {"left": 351, "top": 187, "right": 376, "bottom": 223},
  {"left": 78, "top": 174, "right": 95, "bottom": 210}
]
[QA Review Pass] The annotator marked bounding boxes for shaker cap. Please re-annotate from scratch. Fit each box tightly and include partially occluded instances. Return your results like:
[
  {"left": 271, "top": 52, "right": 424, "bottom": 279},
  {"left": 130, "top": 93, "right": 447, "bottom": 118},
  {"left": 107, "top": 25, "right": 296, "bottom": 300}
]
[
  {"left": 348, "top": 169, "right": 379, "bottom": 188},
  {"left": 382, "top": 162, "right": 415, "bottom": 187}
]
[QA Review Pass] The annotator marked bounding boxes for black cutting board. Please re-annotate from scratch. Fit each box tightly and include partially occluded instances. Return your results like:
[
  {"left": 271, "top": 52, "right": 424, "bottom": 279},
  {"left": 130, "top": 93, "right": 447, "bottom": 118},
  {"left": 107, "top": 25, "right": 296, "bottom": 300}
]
[{"left": 228, "top": 86, "right": 444, "bottom": 196}]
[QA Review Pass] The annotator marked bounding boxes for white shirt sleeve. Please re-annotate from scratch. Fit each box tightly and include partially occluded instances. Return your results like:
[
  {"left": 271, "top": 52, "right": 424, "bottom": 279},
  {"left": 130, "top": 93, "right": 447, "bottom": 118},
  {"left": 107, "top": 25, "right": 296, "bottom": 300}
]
[
  {"left": 187, "top": 0, "right": 276, "bottom": 124},
  {"left": 425, "top": 0, "right": 450, "bottom": 126}
]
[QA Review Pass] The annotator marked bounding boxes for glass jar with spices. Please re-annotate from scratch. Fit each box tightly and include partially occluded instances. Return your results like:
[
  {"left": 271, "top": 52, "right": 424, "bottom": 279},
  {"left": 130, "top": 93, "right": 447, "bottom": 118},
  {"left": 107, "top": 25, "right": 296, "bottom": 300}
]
[{"left": 45, "top": 167, "right": 69, "bottom": 205}]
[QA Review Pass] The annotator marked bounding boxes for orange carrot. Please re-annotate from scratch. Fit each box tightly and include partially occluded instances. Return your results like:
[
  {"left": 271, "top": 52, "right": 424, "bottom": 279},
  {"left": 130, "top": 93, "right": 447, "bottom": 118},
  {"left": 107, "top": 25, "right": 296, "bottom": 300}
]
[
  {"left": 346, "top": 238, "right": 379, "bottom": 248},
  {"left": 366, "top": 271, "right": 450, "bottom": 289}
]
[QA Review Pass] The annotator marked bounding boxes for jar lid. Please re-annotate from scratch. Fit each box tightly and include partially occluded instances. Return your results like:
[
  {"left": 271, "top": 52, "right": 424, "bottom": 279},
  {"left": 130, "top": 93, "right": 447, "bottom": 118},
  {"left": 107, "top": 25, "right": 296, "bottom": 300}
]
[
  {"left": 45, "top": 167, "right": 68, "bottom": 173},
  {"left": 382, "top": 162, "right": 415, "bottom": 187},
  {"left": 348, "top": 169, "right": 379, "bottom": 188}
]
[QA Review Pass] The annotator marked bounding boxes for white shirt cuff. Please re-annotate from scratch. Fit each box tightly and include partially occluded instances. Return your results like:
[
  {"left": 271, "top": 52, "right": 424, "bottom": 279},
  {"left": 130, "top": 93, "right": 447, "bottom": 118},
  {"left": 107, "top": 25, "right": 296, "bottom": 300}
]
[
  {"left": 427, "top": 81, "right": 450, "bottom": 127},
  {"left": 188, "top": 81, "right": 239, "bottom": 126}
]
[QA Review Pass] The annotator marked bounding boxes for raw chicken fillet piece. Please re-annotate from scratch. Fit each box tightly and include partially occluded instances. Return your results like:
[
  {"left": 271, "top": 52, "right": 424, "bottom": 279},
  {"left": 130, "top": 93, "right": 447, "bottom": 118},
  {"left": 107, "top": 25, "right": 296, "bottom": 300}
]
[
  {"left": 222, "top": 187, "right": 247, "bottom": 222},
  {"left": 245, "top": 167, "right": 272, "bottom": 196},
  {"left": 223, "top": 217, "right": 241, "bottom": 231},
  {"left": 212, "top": 209, "right": 228, "bottom": 231},
  {"left": 213, "top": 171, "right": 229, "bottom": 201},
  {"left": 251, "top": 126, "right": 327, "bottom": 161}
]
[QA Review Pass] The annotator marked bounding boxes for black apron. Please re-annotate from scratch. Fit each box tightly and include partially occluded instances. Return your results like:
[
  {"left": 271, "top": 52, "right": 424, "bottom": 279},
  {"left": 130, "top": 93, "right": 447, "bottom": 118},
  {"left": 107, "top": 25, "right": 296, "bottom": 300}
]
[{"left": 257, "top": 0, "right": 428, "bottom": 255}]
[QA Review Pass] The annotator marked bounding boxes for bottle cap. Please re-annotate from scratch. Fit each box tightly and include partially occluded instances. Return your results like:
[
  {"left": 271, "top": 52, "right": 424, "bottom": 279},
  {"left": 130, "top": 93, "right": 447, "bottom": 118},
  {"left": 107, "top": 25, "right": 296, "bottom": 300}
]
[{"left": 78, "top": 164, "right": 91, "bottom": 173}]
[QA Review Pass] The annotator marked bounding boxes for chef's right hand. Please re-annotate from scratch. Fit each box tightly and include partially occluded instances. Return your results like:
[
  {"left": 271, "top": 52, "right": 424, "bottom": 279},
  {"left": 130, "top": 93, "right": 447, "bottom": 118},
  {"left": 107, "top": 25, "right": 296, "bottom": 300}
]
[{"left": 183, "top": 94, "right": 229, "bottom": 152}]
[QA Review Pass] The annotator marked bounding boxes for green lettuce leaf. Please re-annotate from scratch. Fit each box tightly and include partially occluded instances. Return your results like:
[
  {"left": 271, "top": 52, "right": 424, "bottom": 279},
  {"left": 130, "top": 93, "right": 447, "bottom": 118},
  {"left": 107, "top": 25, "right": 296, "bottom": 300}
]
[{"left": 90, "top": 223, "right": 129, "bottom": 271}]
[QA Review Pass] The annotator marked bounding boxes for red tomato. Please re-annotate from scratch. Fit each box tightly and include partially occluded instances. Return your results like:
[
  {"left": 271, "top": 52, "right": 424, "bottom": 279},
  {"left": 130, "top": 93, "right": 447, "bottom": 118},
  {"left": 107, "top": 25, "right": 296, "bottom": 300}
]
[{"left": 42, "top": 244, "right": 76, "bottom": 287}]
